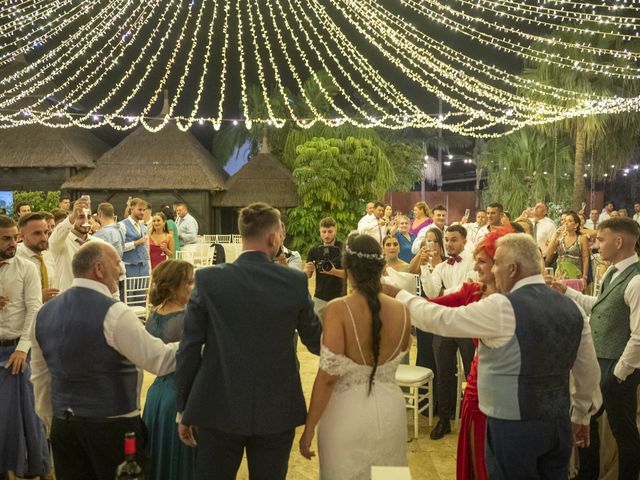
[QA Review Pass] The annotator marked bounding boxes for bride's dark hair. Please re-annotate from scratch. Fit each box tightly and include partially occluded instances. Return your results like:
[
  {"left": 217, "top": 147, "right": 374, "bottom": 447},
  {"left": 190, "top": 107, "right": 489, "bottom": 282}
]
[{"left": 343, "top": 233, "right": 386, "bottom": 394}]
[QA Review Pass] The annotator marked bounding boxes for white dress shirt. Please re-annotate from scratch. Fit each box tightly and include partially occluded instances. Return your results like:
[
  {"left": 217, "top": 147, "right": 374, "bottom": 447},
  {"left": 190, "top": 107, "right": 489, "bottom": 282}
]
[
  {"left": 419, "top": 249, "right": 475, "bottom": 298},
  {"left": 633, "top": 212, "right": 640, "bottom": 225},
  {"left": 532, "top": 217, "right": 557, "bottom": 252},
  {"left": 462, "top": 222, "right": 480, "bottom": 247},
  {"left": 598, "top": 211, "right": 611, "bottom": 223},
  {"left": 29, "top": 278, "right": 178, "bottom": 427},
  {"left": 357, "top": 214, "right": 386, "bottom": 244},
  {"left": 0, "top": 255, "right": 42, "bottom": 353},
  {"left": 584, "top": 219, "right": 598, "bottom": 230},
  {"left": 411, "top": 224, "right": 446, "bottom": 254},
  {"left": 565, "top": 254, "right": 640, "bottom": 381},
  {"left": 396, "top": 275, "right": 602, "bottom": 424},
  {"left": 48, "top": 217, "right": 99, "bottom": 292},
  {"left": 16, "top": 243, "right": 56, "bottom": 289}
]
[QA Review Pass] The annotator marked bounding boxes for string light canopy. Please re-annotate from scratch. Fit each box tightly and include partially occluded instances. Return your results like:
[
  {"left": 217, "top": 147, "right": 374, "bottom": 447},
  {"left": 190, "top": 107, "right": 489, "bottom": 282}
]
[{"left": 0, "top": 0, "right": 639, "bottom": 136}]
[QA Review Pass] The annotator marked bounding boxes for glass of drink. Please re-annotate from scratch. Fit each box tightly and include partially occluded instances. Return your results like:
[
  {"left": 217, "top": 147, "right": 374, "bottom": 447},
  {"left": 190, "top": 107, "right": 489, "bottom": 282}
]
[{"left": 80, "top": 195, "right": 91, "bottom": 227}]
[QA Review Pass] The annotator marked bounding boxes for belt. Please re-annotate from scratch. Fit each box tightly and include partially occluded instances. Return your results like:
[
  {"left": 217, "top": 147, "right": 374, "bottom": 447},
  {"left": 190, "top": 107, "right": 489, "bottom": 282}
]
[
  {"left": 55, "top": 410, "right": 138, "bottom": 423},
  {"left": 0, "top": 338, "right": 19, "bottom": 347}
]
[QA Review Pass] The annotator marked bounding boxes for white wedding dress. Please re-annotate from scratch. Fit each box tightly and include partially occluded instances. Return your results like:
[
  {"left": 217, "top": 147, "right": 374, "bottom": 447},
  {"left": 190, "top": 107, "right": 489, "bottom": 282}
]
[{"left": 317, "top": 300, "right": 409, "bottom": 480}]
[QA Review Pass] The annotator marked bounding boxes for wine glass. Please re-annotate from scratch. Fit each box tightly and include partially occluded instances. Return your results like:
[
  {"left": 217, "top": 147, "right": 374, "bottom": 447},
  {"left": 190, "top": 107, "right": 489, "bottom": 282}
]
[{"left": 80, "top": 195, "right": 91, "bottom": 228}]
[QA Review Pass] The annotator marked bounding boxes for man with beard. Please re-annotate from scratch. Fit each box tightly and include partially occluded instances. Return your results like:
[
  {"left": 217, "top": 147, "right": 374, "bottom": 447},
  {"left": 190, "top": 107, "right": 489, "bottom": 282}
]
[
  {"left": 48, "top": 198, "right": 101, "bottom": 292},
  {"left": 17, "top": 213, "right": 58, "bottom": 303},
  {"left": 119, "top": 198, "right": 150, "bottom": 278},
  {"left": 0, "top": 215, "right": 50, "bottom": 479}
]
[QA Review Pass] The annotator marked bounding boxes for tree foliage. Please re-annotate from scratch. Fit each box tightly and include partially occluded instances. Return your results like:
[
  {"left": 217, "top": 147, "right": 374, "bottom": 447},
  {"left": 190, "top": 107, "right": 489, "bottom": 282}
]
[
  {"left": 12, "top": 191, "right": 60, "bottom": 216},
  {"left": 479, "top": 128, "right": 573, "bottom": 215},
  {"left": 286, "top": 137, "right": 394, "bottom": 253},
  {"left": 384, "top": 142, "right": 424, "bottom": 192}
]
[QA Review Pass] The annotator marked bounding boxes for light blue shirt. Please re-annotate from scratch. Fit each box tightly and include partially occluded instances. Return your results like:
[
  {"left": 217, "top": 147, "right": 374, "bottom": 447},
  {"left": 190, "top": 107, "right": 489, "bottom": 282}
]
[{"left": 176, "top": 213, "right": 198, "bottom": 245}]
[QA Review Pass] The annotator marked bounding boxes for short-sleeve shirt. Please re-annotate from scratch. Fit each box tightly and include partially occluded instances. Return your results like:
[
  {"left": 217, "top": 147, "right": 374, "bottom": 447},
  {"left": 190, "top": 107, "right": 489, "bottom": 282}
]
[{"left": 307, "top": 241, "right": 344, "bottom": 302}]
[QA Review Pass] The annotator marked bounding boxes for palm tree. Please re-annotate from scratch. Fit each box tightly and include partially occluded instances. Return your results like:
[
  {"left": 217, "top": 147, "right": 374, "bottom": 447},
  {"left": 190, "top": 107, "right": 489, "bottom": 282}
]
[
  {"left": 523, "top": 31, "right": 640, "bottom": 209},
  {"left": 480, "top": 128, "right": 573, "bottom": 215}
]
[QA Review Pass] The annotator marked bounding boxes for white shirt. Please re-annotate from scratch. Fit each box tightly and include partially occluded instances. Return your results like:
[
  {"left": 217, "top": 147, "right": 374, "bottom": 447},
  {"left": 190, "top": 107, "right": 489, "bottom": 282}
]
[
  {"left": 357, "top": 214, "right": 386, "bottom": 244},
  {"left": 584, "top": 219, "right": 598, "bottom": 230},
  {"left": 175, "top": 213, "right": 198, "bottom": 246},
  {"left": 565, "top": 254, "right": 640, "bottom": 381},
  {"left": 419, "top": 249, "right": 475, "bottom": 298},
  {"left": 0, "top": 255, "right": 42, "bottom": 353},
  {"left": 462, "top": 222, "right": 481, "bottom": 246},
  {"left": 633, "top": 212, "right": 640, "bottom": 224},
  {"left": 532, "top": 217, "right": 557, "bottom": 252},
  {"left": 29, "top": 278, "right": 178, "bottom": 428},
  {"left": 598, "top": 211, "right": 610, "bottom": 223},
  {"left": 48, "top": 217, "right": 99, "bottom": 292},
  {"left": 411, "top": 224, "right": 446, "bottom": 254},
  {"left": 396, "top": 275, "right": 601, "bottom": 424},
  {"left": 16, "top": 243, "right": 56, "bottom": 289}
]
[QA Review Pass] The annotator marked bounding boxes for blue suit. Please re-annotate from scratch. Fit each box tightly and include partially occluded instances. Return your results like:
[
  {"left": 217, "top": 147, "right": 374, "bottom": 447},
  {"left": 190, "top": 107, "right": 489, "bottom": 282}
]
[{"left": 120, "top": 217, "right": 149, "bottom": 277}]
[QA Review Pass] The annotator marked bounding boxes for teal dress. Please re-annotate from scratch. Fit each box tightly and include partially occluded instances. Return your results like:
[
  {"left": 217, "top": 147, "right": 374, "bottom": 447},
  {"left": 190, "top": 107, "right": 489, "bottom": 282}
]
[
  {"left": 142, "top": 311, "right": 195, "bottom": 480},
  {"left": 167, "top": 219, "right": 180, "bottom": 253}
]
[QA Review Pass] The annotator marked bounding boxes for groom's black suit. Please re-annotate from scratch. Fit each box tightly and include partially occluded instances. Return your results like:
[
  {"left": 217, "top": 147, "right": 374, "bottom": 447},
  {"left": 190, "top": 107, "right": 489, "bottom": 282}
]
[{"left": 176, "top": 250, "right": 322, "bottom": 479}]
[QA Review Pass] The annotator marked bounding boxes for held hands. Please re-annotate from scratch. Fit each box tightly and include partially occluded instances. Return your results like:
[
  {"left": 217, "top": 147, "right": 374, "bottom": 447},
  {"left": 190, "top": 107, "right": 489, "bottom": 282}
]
[
  {"left": 4, "top": 350, "right": 27, "bottom": 375},
  {"left": 299, "top": 427, "right": 316, "bottom": 460},
  {"left": 178, "top": 422, "right": 198, "bottom": 448},
  {"left": 42, "top": 288, "right": 60, "bottom": 303}
]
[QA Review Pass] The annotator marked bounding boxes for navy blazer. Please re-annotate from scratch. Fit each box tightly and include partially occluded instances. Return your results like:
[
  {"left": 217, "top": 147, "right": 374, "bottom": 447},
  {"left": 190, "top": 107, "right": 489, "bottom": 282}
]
[{"left": 176, "top": 250, "right": 322, "bottom": 436}]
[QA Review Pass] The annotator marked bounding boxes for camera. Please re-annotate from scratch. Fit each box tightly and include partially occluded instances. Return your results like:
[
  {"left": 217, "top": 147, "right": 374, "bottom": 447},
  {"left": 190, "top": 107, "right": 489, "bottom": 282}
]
[{"left": 316, "top": 245, "right": 341, "bottom": 273}]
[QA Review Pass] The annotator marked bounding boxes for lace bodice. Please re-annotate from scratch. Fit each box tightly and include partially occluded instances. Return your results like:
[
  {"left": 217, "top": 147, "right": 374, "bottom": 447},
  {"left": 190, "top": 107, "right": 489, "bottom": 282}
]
[
  {"left": 319, "top": 297, "right": 408, "bottom": 394},
  {"left": 320, "top": 345, "right": 408, "bottom": 394}
]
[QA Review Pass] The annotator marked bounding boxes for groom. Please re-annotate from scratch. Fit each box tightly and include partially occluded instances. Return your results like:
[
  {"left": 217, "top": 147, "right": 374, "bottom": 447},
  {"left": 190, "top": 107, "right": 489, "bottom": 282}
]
[{"left": 176, "top": 202, "right": 322, "bottom": 479}]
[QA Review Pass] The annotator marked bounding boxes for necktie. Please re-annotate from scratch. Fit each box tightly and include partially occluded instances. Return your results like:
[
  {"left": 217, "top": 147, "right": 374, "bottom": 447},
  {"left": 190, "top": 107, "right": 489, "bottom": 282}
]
[
  {"left": 533, "top": 221, "right": 538, "bottom": 240},
  {"left": 447, "top": 255, "right": 462, "bottom": 265},
  {"left": 599, "top": 266, "right": 618, "bottom": 294},
  {"left": 134, "top": 221, "right": 141, "bottom": 234},
  {"left": 35, "top": 254, "right": 49, "bottom": 289}
]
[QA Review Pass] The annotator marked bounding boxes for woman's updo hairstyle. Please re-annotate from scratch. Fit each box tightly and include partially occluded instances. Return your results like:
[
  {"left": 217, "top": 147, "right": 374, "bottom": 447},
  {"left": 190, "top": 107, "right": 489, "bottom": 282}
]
[{"left": 343, "top": 233, "right": 386, "bottom": 394}]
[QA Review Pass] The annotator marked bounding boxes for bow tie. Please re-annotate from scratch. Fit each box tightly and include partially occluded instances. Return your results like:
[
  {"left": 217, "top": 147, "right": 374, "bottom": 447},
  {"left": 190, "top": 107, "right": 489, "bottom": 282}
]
[{"left": 447, "top": 256, "right": 462, "bottom": 265}]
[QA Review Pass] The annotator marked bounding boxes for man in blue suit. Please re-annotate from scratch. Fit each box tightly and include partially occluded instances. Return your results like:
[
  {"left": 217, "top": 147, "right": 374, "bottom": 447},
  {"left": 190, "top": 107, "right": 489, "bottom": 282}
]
[{"left": 176, "top": 202, "right": 322, "bottom": 480}]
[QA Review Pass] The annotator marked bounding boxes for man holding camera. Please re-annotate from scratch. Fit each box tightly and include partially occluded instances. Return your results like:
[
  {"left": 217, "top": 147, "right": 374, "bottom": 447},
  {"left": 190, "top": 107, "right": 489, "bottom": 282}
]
[{"left": 304, "top": 217, "right": 345, "bottom": 321}]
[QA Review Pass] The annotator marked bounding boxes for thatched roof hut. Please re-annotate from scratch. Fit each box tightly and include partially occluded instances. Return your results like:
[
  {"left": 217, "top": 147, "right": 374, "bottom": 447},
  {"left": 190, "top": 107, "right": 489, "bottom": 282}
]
[
  {"left": 62, "top": 123, "right": 227, "bottom": 191},
  {"left": 216, "top": 149, "right": 299, "bottom": 208},
  {"left": 62, "top": 121, "right": 228, "bottom": 233},
  {"left": 0, "top": 56, "right": 109, "bottom": 191}
]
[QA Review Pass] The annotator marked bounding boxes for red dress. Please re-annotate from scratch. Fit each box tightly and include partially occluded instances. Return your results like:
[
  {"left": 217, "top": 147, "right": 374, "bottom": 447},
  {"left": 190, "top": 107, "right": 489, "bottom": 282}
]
[{"left": 429, "top": 282, "right": 487, "bottom": 480}]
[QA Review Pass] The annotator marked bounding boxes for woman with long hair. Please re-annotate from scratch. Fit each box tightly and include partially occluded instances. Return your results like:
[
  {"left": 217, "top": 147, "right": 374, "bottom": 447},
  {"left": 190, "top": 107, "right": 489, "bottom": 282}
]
[
  {"left": 545, "top": 210, "right": 589, "bottom": 290},
  {"left": 142, "top": 260, "right": 196, "bottom": 480},
  {"left": 300, "top": 234, "right": 411, "bottom": 479},
  {"left": 148, "top": 212, "right": 174, "bottom": 270},
  {"left": 410, "top": 201, "right": 433, "bottom": 236},
  {"left": 427, "top": 224, "right": 513, "bottom": 480},
  {"left": 408, "top": 228, "right": 445, "bottom": 274}
]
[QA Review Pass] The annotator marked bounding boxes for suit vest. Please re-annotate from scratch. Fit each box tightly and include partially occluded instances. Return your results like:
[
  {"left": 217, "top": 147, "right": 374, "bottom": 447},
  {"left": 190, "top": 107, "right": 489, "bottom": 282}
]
[
  {"left": 478, "top": 284, "right": 582, "bottom": 420},
  {"left": 590, "top": 262, "right": 640, "bottom": 359},
  {"left": 121, "top": 218, "right": 147, "bottom": 266},
  {"left": 35, "top": 287, "right": 138, "bottom": 417}
]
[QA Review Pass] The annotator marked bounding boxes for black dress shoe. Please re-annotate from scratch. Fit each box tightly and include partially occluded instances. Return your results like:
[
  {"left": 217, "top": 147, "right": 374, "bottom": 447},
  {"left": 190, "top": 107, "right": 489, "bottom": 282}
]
[{"left": 430, "top": 418, "right": 452, "bottom": 440}]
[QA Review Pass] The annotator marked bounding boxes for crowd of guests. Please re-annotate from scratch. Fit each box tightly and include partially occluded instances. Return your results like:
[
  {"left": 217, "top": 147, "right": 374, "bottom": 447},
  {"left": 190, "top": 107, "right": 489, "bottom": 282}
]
[{"left": 0, "top": 195, "right": 639, "bottom": 480}]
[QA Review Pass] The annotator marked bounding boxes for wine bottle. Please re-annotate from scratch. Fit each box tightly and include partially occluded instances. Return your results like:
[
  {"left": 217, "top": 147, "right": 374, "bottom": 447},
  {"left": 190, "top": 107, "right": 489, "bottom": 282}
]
[{"left": 115, "top": 432, "right": 144, "bottom": 479}]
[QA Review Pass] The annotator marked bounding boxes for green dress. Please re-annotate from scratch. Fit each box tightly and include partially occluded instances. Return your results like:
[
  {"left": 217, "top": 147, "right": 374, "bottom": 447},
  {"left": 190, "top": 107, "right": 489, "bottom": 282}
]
[
  {"left": 168, "top": 219, "right": 180, "bottom": 253},
  {"left": 142, "top": 311, "right": 195, "bottom": 480}
]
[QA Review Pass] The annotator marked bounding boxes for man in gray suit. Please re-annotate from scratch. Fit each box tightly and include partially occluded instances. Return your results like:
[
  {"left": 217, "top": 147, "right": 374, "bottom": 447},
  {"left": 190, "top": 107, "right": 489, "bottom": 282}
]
[{"left": 176, "top": 202, "right": 322, "bottom": 480}]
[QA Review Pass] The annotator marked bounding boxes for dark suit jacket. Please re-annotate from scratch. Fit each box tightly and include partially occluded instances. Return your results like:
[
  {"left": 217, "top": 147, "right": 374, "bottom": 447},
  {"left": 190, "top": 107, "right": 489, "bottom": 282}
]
[{"left": 176, "top": 250, "right": 322, "bottom": 436}]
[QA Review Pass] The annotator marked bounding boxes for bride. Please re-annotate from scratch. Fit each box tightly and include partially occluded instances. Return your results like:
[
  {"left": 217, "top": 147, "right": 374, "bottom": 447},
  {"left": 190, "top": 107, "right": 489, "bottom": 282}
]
[{"left": 299, "top": 233, "right": 411, "bottom": 479}]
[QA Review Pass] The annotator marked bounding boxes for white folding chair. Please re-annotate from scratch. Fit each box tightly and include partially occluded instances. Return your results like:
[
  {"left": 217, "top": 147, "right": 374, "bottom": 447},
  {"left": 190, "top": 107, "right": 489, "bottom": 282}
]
[
  {"left": 175, "top": 250, "right": 195, "bottom": 264},
  {"left": 395, "top": 364, "right": 434, "bottom": 438},
  {"left": 232, "top": 234, "right": 242, "bottom": 244},
  {"left": 216, "top": 235, "right": 231, "bottom": 243},
  {"left": 202, "top": 234, "right": 216, "bottom": 243},
  {"left": 193, "top": 243, "right": 213, "bottom": 266},
  {"left": 123, "top": 275, "right": 150, "bottom": 321}
]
